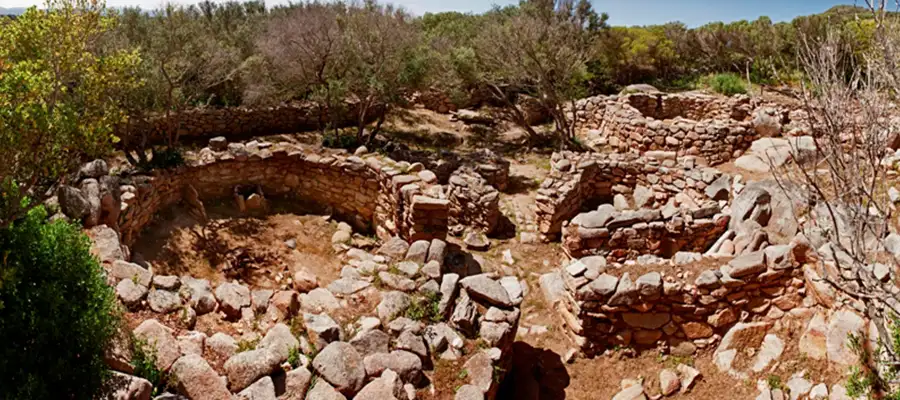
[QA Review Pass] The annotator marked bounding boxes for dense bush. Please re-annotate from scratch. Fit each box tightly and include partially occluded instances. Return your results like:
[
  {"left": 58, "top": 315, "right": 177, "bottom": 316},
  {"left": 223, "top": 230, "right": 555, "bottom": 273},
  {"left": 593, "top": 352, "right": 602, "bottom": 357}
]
[
  {"left": 708, "top": 73, "right": 748, "bottom": 96},
  {"left": 0, "top": 206, "right": 120, "bottom": 399}
]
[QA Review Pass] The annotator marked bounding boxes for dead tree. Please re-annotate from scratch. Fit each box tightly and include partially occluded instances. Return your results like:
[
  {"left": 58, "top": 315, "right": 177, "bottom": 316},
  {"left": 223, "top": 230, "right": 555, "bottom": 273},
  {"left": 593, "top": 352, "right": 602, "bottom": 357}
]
[{"left": 769, "top": 1, "right": 900, "bottom": 395}]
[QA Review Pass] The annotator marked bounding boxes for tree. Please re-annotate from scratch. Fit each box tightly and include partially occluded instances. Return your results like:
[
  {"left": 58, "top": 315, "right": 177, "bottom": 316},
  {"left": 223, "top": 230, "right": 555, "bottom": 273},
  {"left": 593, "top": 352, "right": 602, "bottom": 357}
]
[
  {"left": 0, "top": 0, "right": 141, "bottom": 227},
  {"left": 769, "top": 2, "right": 900, "bottom": 397},
  {"left": 255, "top": 1, "right": 425, "bottom": 144},
  {"left": 110, "top": 1, "right": 265, "bottom": 167},
  {"left": 471, "top": 0, "right": 606, "bottom": 147}
]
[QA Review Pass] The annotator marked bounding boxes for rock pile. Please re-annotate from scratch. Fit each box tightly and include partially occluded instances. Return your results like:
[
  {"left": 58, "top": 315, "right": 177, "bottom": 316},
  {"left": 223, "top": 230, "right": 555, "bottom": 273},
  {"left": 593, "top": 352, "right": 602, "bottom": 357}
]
[{"left": 94, "top": 224, "right": 524, "bottom": 400}]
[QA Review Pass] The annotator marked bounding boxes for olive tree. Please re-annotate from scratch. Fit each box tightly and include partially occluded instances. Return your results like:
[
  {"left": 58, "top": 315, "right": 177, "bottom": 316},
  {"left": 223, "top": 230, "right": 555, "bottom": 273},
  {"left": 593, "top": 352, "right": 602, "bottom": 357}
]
[
  {"left": 472, "top": 0, "right": 606, "bottom": 147},
  {"left": 256, "top": 1, "right": 425, "bottom": 144},
  {"left": 0, "top": 0, "right": 141, "bottom": 226}
]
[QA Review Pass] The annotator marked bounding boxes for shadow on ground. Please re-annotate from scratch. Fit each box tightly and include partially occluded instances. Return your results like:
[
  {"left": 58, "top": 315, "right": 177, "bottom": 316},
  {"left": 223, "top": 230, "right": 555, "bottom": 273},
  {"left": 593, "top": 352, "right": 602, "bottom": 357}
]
[{"left": 497, "top": 341, "right": 570, "bottom": 400}]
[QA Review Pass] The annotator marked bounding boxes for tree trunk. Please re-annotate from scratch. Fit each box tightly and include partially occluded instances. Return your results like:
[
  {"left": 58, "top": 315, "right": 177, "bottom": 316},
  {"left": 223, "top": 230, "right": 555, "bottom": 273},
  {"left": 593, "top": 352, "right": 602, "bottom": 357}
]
[{"left": 366, "top": 106, "right": 388, "bottom": 145}]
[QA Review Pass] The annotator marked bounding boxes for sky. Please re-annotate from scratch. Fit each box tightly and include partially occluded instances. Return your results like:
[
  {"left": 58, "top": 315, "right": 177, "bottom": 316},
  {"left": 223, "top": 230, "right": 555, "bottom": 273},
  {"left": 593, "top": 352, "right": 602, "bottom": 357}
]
[{"left": 0, "top": 0, "right": 857, "bottom": 27}]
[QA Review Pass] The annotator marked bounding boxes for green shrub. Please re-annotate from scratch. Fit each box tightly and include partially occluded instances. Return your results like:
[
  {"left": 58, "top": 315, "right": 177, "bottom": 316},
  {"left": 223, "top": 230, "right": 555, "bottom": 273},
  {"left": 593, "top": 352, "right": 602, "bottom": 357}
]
[
  {"left": 322, "top": 131, "right": 362, "bottom": 150},
  {"left": 708, "top": 73, "right": 747, "bottom": 96},
  {"left": 0, "top": 206, "right": 120, "bottom": 399},
  {"left": 139, "top": 147, "right": 186, "bottom": 171},
  {"left": 405, "top": 292, "right": 443, "bottom": 323}
]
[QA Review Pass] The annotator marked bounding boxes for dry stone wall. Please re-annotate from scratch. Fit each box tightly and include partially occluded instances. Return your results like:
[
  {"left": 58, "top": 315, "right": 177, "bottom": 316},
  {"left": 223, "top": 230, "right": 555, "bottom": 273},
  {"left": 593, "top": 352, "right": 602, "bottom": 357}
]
[
  {"left": 112, "top": 142, "right": 446, "bottom": 246},
  {"left": 572, "top": 93, "right": 761, "bottom": 165},
  {"left": 536, "top": 151, "right": 730, "bottom": 244},
  {"left": 554, "top": 243, "right": 807, "bottom": 356},
  {"left": 128, "top": 102, "right": 375, "bottom": 143}
]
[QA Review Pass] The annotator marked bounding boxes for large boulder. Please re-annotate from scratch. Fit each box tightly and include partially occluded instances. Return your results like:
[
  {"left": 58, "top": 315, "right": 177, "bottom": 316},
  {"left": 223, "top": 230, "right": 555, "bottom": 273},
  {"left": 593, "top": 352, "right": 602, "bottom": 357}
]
[
  {"left": 459, "top": 275, "right": 513, "bottom": 308},
  {"left": 58, "top": 185, "right": 91, "bottom": 220},
  {"left": 363, "top": 350, "right": 423, "bottom": 383},
  {"left": 224, "top": 348, "right": 282, "bottom": 392},
  {"left": 107, "top": 371, "right": 152, "bottom": 400},
  {"left": 133, "top": 319, "right": 180, "bottom": 372},
  {"left": 313, "top": 342, "right": 367, "bottom": 396},
  {"left": 215, "top": 282, "right": 251, "bottom": 318},
  {"left": 170, "top": 354, "right": 232, "bottom": 400}
]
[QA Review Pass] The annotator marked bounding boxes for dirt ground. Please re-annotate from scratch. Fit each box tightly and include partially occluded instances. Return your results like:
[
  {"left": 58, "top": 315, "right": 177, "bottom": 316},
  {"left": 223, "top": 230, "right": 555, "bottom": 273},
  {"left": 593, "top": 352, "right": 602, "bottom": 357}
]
[{"left": 132, "top": 198, "right": 343, "bottom": 289}]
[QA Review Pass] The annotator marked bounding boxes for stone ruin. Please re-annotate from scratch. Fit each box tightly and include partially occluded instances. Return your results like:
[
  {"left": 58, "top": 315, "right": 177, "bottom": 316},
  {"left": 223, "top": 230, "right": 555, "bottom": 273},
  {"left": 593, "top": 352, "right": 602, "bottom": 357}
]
[
  {"left": 54, "top": 140, "right": 526, "bottom": 400},
  {"left": 58, "top": 138, "right": 512, "bottom": 248},
  {"left": 535, "top": 151, "right": 732, "bottom": 259},
  {"left": 91, "top": 220, "right": 523, "bottom": 400},
  {"left": 571, "top": 92, "right": 809, "bottom": 165},
  {"left": 551, "top": 242, "right": 810, "bottom": 358}
]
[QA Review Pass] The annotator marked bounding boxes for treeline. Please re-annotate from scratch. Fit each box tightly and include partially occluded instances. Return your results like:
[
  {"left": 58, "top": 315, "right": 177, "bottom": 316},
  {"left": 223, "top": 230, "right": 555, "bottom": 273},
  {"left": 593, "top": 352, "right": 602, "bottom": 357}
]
[{"left": 104, "top": 2, "right": 882, "bottom": 107}]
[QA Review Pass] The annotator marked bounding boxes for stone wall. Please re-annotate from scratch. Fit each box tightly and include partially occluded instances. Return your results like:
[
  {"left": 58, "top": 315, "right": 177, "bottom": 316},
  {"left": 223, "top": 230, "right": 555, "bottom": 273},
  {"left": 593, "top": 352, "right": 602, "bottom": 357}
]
[
  {"left": 447, "top": 167, "right": 501, "bottom": 235},
  {"left": 387, "top": 147, "right": 510, "bottom": 192},
  {"left": 572, "top": 93, "right": 761, "bottom": 165},
  {"left": 563, "top": 207, "right": 729, "bottom": 260},
  {"left": 128, "top": 102, "right": 375, "bottom": 144},
  {"left": 555, "top": 243, "right": 806, "bottom": 356},
  {"left": 114, "top": 142, "right": 447, "bottom": 246},
  {"left": 535, "top": 151, "right": 730, "bottom": 243}
]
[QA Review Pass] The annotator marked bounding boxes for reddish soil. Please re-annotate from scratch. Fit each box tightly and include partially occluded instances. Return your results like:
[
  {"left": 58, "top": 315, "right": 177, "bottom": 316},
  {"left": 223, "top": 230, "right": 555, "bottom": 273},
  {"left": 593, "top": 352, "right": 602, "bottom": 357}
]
[{"left": 131, "top": 199, "right": 343, "bottom": 289}]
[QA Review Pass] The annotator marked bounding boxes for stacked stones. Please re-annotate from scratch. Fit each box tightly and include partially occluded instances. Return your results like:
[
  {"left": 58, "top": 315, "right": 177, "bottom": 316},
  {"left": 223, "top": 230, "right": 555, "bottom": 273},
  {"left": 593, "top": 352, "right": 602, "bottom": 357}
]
[
  {"left": 55, "top": 159, "right": 122, "bottom": 230},
  {"left": 570, "top": 93, "right": 763, "bottom": 165},
  {"left": 129, "top": 101, "right": 374, "bottom": 143},
  {"left": 95, "top": 218, "right": 523, "bottom": 400},
  {"left": 415, "top": 89, "right": 459, "bottom": 114},
  {"left": 563, "top": 204, "right": 729, "bottom": 259},
  {"left": 387, "top": 146, "right": 510, "bottom": 192},
  {"left": 59, "top": 141, "right": 497, "bottom": 246},
  {"left": 536, "top": 151, "right": 731, "bottom": 242},
  {"left": 553, "top": 243, "right": 807, "bottom": 357},
  {"left": 447, "top": 167, "right": 502, "bottom": 236}
]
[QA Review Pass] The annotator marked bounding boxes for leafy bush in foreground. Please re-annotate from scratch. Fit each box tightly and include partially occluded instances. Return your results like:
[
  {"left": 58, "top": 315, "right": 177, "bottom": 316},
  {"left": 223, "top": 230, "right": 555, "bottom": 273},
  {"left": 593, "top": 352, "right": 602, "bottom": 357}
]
[{"left": 0, "top": 207, "right": 120, "bottom": 399}]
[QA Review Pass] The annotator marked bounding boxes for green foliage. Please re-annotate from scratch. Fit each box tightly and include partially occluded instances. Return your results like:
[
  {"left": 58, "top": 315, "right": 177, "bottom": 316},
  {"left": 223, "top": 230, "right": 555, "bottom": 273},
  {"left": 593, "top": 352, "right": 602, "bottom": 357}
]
[
  {"left": 707, "top": 73, "right": 748, "bottom": 95},
  {"left": 236, "top": 337, "right": 260, "bottom": 353},
  {"left": 405, "top": 291, "right": 442, "bottom": 323},
  {"left": 322, "top": 131, "right": 362, "bottom": 150},
  {"left": 287, "top": 346, "right": 302, "bottom": 368},
  {"left": 0, "top": 206, "right": 120, "bottom": 399},
  {"left": 139, "top": 147, "right": 186, "bottom": 171},
  {"left": 766, "top": 374, "right": 783, "bottom": 390},
  {"left": 0, "top": 0, "right": 142, "bottom": 225},
  {"left": 131, "top": 338, "right": 174, "bottom": 396}
]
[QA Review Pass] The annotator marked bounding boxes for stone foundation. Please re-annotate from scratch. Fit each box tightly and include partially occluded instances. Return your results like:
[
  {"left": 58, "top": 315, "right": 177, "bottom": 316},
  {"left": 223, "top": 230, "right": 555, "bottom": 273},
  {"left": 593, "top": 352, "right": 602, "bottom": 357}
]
[
  {"left": 563, "top": 208, "right": 729, "bottom": 260},
  {"left": 535, "top": 151, "right": 730, "bottom": 243},
  {"left": 554, "top": 243, "right": 806, "bottom": 357},
  {"left": 572, "top": 93, "right": 763, "bottom": 165}
]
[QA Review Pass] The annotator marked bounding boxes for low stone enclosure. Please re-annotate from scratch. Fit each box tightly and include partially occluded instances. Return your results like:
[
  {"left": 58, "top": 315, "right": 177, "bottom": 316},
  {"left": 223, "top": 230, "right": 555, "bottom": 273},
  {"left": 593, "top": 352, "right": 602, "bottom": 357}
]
[
  {"left": 571, "top": 92, "right": 809, "bottom": 165},
  {"left": 535, "top": 151, "right": 733, "bottom": 259},
  {"left": 59, "top": 139, "right": 509, "bottom": 248},
  {"left": 553, "top": 243, "right": 808, "bottom": 357},
  {"left": 63, "top": 149, "right": 526, "bottom": 399},
  {"left": 90, "top": 222, "right": 524, "bottom": 400}
]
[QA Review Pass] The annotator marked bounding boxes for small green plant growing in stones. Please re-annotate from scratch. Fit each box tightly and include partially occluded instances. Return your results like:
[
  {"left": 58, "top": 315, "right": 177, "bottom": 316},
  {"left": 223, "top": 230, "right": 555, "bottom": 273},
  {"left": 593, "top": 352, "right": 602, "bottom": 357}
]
[
  {"left": 236, "top": 337, "right": 260, "bottom": 353},
  {"left": 493, "top": 365, "right": 507, "bottom": 383},
  {"left": 287, "top": 347, "right": 302, "bottom": 368},
  {"left": 404, "top": 291, "right": 442, "bottom": 323},
  {"left": 132, "top": 338, "right": 173, "bottom": 396},
  {"left": 458, "top": 369, "right": 468, "bottom": 379},
  {"left": 766, "top": 375, "right": 783, "bottom": 391}
]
